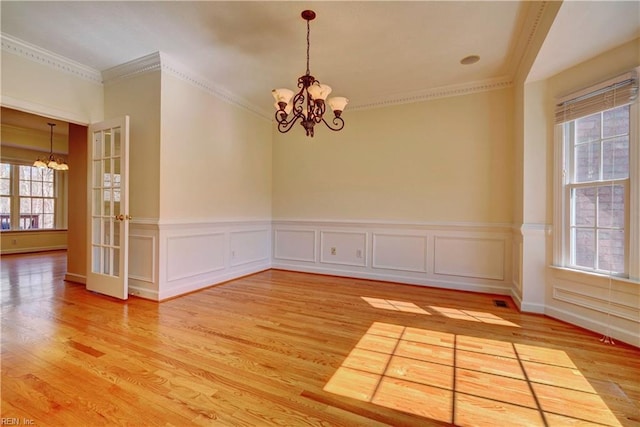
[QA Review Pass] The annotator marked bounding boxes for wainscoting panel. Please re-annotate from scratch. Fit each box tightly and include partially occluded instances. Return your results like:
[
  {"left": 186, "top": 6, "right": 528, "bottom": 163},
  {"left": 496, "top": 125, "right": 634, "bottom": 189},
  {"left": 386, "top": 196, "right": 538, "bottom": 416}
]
[
  {"left": 166, "top": 233, "right": 226, "bottom": 282},
  {"left": 320, "top": 231, "right": 367, "bottom": 267},
  {"left": 273, "top": 229, "right": 316, "bottom": 262},
  {"left": 272, "top": 220, "right": 513, "bottom": 295},
  {"left": 547, "top": 268, "right": 640, "bottom": 347},
  {"left": 129, "top": 234, "right": 155, "bottom": 283},
  {"left": 127, "top": 221, "right": 160, "bottom": 300},
  {"left": 230, "top": 229, "right": 270, "bottom": 267},
  {"left": 372, "top": 233, "right": 427, "bottom": 273},
  {"left": 157, "top": 220, "right": 271, "bottom": 301},
  {"left": 554, "top": 286, "right": 639, "bottom": 322},
  {"left": 433, "top": 236, "right": 504, "bottom": 280}
]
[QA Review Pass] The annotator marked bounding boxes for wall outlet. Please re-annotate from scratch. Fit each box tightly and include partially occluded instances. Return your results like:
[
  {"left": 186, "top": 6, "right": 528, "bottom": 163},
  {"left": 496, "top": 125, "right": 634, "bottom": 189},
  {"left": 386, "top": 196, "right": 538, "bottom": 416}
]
[
  {"left": 330, "top": 247, "right": 336, "bottom": 255},
  {"left": 356, "top": 249, "right": 362, "bottom": 258},
  {"left": 11, "top": 239, "right": 17, "bottom": 245},
  {"left": 231, "top": 250, "right": 236, "bottom": 258}
]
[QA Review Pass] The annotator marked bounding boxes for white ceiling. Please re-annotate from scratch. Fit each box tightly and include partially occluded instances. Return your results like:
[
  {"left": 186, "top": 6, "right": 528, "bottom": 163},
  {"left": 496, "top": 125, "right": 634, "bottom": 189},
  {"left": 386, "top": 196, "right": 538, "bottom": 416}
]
[
  {"left": 529, "top": 0, "right": 639, "bottom": 82},
  {"left": 1, "top": 1, "right": 638, "bottom": 122}
]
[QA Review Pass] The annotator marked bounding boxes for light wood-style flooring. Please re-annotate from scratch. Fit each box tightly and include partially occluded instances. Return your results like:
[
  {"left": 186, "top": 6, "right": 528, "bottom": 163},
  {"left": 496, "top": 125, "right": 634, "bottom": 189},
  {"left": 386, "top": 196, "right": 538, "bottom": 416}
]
[{"left": 1, "top": 251, "right": 639, "bottom": 426}]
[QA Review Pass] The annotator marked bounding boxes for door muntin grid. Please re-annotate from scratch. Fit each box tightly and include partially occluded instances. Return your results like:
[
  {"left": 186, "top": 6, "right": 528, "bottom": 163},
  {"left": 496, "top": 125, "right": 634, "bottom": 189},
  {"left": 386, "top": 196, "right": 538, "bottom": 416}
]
[{"left": 91, "top": 127, "right": 122, "bottom": 276}]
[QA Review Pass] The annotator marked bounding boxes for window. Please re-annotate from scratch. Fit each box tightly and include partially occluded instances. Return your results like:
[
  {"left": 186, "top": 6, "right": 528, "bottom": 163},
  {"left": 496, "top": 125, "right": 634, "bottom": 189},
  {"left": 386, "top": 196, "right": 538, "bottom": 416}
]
[
  {"left": 0, "top": 163, "right": 10, "bottom": 230},
  {"left": 555, "top": 72, "right": 638, "bottom": 279},
  {"left": 564, "top": 105, "right": 629, "bottom": 273},
  {"left": 0, "top": 162, "right": 58, "bottom": 230}
]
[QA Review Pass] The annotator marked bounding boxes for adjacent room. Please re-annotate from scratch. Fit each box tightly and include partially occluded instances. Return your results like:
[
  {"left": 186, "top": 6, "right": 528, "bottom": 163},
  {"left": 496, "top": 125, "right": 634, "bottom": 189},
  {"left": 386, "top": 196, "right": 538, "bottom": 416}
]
[{"left": 1, "top": 1, "right": 639, "bottom": 425}]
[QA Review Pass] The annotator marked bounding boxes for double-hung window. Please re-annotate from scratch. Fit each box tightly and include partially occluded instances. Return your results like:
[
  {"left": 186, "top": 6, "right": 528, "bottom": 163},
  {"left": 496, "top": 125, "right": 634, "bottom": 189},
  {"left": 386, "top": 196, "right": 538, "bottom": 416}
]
[
  {"left": 554, "top": 71, "right": 639, "bottom": 279},
  {"left": 0, "top": 162, "right": 57, "bottom": 230}
]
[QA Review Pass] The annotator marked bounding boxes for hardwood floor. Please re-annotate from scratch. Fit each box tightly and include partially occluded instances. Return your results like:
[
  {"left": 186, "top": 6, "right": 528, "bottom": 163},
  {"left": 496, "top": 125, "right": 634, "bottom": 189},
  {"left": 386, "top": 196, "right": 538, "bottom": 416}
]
[{"left": 1, "top": 251, "right": 639, "bottom": 426}]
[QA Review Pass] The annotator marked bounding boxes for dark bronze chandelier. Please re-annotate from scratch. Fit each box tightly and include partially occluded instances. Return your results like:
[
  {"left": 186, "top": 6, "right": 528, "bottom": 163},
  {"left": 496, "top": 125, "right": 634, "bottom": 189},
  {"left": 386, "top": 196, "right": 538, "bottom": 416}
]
[
  {"left": 272, "top": 10, "right": 348, "bottom": 137},
  {"left": 33, "top": 123, "right": 68, "bottom": 170}
]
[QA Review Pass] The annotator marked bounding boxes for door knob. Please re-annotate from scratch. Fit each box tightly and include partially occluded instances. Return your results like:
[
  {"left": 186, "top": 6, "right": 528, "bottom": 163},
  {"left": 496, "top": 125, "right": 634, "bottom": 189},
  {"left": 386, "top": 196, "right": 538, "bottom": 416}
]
[{"left": 115, "top": 214, "right": 125, "bottom": 221}]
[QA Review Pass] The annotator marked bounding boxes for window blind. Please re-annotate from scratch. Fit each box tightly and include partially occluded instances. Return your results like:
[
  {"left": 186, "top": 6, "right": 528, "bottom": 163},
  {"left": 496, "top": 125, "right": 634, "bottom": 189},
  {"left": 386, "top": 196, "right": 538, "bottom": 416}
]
[{"left": 555, "top": 71, "right": 638, "bottom": 124}]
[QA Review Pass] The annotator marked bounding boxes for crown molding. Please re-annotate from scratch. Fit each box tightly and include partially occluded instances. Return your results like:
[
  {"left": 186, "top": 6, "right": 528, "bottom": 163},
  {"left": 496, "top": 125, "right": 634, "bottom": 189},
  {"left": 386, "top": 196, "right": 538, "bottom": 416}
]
[
  {"left": 508, "top": 1, "right": 550, "bottom": 78},
  {"left": 101, "top": 52, "right": 162, "bottom": 83},
  {"left": 349, "top": 77, "right": 514, "bottom": 111},
  {"left": 159, "top": 53, "right": 269, "bottom": 119},
  {"left": 1, "top": 33, "right": 102, "bottom": 84},
  {"left": 101, "top": 51, "right": 270, "bottom": 120}
]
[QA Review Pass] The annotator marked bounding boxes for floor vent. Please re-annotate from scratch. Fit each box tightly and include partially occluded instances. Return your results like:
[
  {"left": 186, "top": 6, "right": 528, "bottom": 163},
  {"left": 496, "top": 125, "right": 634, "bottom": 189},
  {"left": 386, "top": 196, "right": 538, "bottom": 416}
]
[{"left": 493, "top": 299, "right": 508, "bottom": 308}]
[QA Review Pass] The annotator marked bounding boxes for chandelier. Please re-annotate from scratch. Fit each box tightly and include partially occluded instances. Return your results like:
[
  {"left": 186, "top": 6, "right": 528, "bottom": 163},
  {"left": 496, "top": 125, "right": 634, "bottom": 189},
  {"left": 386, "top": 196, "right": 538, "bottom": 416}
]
[
  {"left": 272, "top": 10, "right": 349, "bottom": 137},
  {"left": 34, "top": 123, "right": 69, "bottom": 170}
]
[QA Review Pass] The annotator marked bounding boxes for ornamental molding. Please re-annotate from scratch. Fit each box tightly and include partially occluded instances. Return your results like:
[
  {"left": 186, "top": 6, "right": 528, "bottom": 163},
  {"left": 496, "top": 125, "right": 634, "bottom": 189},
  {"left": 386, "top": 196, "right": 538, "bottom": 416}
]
[
  {"left": 101, "top": 51, "right": 268, "bottom": 119},
  {"left": 101, "top": 52, "right": 162, "bottom": 83},
  {"left": 1, "top": 33, "right": 102, "bottom": 84},
  {"left": 348, "top": 77, "right": 514, "bottom": 111}
]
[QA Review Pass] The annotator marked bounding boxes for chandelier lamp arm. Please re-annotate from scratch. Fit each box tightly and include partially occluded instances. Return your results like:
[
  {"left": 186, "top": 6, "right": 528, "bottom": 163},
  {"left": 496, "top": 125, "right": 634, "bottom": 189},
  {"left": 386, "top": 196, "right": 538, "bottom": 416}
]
[
  {"left": 321, "top": 115, "right": 345, "bottom": 132},
  {"left": 274, "top": 109, "right": 302, "bottom": 133}
]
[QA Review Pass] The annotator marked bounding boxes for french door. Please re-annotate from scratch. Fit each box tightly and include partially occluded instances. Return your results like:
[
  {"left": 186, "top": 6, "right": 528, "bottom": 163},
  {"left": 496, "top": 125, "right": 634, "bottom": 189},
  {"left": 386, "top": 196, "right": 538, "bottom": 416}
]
[{"left": 86, "top": 116, "right": 130, "bottom": 299}]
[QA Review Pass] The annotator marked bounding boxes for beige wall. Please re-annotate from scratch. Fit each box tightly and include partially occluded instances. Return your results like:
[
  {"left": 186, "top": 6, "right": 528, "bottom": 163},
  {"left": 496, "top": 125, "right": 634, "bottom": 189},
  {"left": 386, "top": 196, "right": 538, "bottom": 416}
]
[
  {"left": 1, "top": 230, "right": 67, "bottom": 254},
  {"left": 541, "top": 38, "right": 640, "bottom": 223},
  {"left": 1, "top": 51, "right": 103, "bottom": 124},
  {"left": 104, "top": 72, "right": 162, "bottom": 221},
  {"left": 273, "top": 88, "right": 514, "bottom": 224},
  {"left": 65, "top": 123, "right": 88, "bottom": 281},
  {"left": 159, "top": 73, "right": 272, "bottom": 221},
  {"left": 512, "top": 2, "right": 562, "bottom": 227},
  {"left": 546, "top": 38, "right": 639, "bottom": 104}
]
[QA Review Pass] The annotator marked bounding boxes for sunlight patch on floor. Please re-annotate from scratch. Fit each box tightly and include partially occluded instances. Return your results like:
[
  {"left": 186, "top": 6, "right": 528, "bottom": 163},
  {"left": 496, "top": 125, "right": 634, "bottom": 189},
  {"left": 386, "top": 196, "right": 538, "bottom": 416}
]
[
  {"left": 429, "top": 306, "right": 521, "bottom": 327},
  {"left": 361, "top": 297, "right": 430, "bottom": 314},
  {"left": 324, "top": 322, "right": 620, "bottom": 426}
]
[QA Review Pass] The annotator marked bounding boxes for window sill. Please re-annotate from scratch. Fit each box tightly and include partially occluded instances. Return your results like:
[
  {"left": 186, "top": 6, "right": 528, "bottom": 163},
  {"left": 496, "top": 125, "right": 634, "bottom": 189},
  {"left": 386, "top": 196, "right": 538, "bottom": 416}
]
[
  {"left": 1, "top": 229, "right": 68, "bottom": 233},
  {"left": 549, "top": 265, "right": 639, "bottom": 286}
]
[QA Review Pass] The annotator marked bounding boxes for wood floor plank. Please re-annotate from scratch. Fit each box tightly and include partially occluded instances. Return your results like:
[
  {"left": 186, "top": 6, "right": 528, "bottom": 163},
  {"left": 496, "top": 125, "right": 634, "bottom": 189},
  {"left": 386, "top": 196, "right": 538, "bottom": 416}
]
[{"left": 2, "top": 251, "right": 639, "bottom": 426}]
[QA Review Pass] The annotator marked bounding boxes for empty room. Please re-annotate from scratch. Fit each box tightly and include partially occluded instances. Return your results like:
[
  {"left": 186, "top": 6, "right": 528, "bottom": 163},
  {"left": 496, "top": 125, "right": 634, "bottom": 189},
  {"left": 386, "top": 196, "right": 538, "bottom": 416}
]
[{"left": 1, "top": 1, "right": 639, "bottom": 426}]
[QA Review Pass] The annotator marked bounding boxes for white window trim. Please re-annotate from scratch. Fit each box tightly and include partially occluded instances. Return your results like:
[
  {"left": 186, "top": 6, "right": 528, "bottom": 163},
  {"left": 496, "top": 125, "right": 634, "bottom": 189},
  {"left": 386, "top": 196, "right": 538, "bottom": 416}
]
[
  {"left": 0, "top": 161, "right": 65, "bottom": 231},
  {"left": 553, "top": 101, "right": 639, "bottom": 282}
]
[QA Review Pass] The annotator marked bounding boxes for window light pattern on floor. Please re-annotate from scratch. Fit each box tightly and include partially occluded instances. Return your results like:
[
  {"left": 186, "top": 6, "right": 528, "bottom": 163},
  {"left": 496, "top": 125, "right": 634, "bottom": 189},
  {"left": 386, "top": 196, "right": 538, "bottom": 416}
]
[
  {"left": 361, "top": 297, "right": 430, "bottom": 314},
  {"left": 361, "top": 297, "right": 520, "bottom": 327},
  {"left": 324, "top": 322, "right": 621, "bottom": 426}
]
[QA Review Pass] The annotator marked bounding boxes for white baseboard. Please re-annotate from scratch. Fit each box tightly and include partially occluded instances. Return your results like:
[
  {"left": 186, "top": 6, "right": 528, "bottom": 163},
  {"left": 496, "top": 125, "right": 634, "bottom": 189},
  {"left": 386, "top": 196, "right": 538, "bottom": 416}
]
[
  {"left": 158, "top": 262, "right": 270, "bottom": 301},
  {"left": 272, "top": 262, "right": 511, "bottom": 296},
  {"left": 2, "top": 245, "right": 67, "bottom": 255},
  {"left": 128, "top": 284, "right": 159, "bottom": 301},
  {"left": 64, "top": 272, "right": 86, "bottom": 284},
  {"left": 545, "top": 305, "right": 640, "bottom": 348}
]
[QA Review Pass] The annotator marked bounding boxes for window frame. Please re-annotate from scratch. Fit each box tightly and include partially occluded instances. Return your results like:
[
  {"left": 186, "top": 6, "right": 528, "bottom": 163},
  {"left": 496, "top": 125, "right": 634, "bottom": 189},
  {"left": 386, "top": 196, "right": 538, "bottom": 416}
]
[
  {"left": 0, "top": 161, "right": 63, "bottom": 232},
  {"left": 554, "top": 99, "right": 639, "bottom": 281}
]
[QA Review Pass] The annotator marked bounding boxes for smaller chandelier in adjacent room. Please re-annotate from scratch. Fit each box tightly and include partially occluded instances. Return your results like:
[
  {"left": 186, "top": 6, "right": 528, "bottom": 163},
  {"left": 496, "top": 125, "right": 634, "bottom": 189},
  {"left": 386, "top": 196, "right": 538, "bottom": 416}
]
[
  {"left": 34, "top": 123, "right": 68, "bottom": 171},
  {"left": 272, "top": 10, "right": 349, "bottom": 137}
]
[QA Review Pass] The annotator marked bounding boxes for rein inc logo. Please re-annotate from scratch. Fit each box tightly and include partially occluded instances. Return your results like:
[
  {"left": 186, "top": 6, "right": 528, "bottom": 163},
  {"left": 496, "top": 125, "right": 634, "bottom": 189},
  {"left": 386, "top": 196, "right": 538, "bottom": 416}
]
[{"left": 1, "top": 419, "right": 35, "bottom": 425}]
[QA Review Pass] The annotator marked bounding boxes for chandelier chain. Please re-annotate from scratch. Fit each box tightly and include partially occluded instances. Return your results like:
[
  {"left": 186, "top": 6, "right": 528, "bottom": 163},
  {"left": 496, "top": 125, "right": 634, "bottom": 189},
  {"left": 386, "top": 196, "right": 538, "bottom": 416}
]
[{"left": 306, "top": 18, "right": 310, "bottom": 76}]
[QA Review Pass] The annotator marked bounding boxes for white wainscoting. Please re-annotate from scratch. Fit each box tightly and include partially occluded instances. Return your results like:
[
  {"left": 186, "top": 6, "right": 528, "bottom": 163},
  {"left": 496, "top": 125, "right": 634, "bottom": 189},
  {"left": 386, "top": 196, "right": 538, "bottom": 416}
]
[
  {"left": 274, "top": 229, "right": 316, "bottom": 262},
  {"left": 320, "top": 231, "right": 367, "bottom": 267},
  {"left": 547, "top": 267, "right": 640, "bottom": 347},
  {"left": 272, "top": 220, "right": 513, "bottom": 295},
  {"left": 157, "top": 220, "right": 271, "bottom": 300},
  {"left": 127, "top": 221, "right": 160, "bottom": 300},
  {"left": 433, "top": 236, "right": 504, "bottom": 280},
  {"left": 372, "top": 233, "right": 427, "bottom": 273}
]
